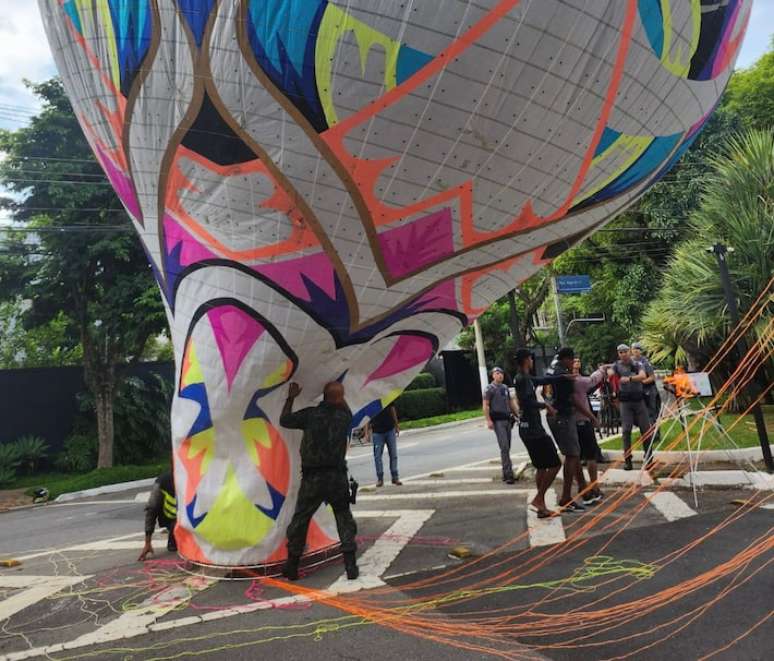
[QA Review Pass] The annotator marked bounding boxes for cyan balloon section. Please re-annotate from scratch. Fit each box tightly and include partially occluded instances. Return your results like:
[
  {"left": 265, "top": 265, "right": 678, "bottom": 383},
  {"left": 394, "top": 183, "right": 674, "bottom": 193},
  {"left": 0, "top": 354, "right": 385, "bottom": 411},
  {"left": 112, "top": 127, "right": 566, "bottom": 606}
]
[{"left": 39, "top": 0, "right": 749, "bottom": 565}]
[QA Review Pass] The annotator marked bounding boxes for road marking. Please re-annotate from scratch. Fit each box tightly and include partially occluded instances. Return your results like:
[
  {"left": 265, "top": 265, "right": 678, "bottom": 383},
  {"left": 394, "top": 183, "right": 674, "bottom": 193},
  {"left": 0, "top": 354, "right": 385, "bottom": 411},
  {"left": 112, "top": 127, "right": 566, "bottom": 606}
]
[
  {"left": 0, "top": 510, "right": 432, "bottom": 659},
  {"left": 527, "top": 490, "right": 565, "bottom": 547},
  {"left": 374, "top": 478, "right": 494, "bottom": 487},
  {"left": 645, "top": 492, "right": 698, "bottom": 522},
  {"left": 328, "top": 509, "right": 434, "bottom": 593},
  {"left": 45, "top": 500, "right": 139, "bottom": 507},
  {"left": 358, "top": 489, "right": 529, "bottom": 502},
  {"left": 401, "top": 453, "right": 528, "bottom": 483},
  {"left": 13, "top": 532, "right": 154, "bottom": 562},
  {"left": 0, "top": 575, "right": 90, "bottom": 622}
]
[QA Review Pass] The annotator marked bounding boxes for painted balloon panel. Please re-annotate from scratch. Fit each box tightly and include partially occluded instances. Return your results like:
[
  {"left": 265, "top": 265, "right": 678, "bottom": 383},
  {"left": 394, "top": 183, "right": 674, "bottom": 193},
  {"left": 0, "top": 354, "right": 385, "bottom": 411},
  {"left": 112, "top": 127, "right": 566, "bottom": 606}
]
[{"left": 39, "top": 0, "right": 749, "bottom": 565}]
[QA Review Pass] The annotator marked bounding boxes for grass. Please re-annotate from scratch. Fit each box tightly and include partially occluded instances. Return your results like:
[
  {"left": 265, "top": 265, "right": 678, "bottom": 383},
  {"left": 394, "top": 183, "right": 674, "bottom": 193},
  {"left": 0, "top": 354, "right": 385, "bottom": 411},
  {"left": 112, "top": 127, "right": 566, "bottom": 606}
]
[
  {"left": 401, "top": 408, "right": 482, "bottom": 430},
  {"left": 5, "top": 462, "right": 168, "bottom": 501},
  {"left": 602, "top": 407, "right": 774, "bottom": 452}
]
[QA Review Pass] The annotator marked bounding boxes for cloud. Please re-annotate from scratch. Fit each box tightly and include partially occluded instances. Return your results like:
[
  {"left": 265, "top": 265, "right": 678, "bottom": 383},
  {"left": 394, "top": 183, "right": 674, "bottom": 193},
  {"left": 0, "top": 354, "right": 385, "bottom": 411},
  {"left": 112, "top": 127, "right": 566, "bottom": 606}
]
[{"left": 0, "top": 4, "right": 57, "bottom": 130}]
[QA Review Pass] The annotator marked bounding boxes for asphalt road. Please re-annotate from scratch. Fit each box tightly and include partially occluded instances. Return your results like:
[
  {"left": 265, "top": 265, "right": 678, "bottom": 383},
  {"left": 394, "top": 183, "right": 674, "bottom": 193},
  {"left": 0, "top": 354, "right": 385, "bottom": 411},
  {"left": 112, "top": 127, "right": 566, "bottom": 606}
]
[{"left": 0, "top": 417, "right": 516, "bottom": 559}]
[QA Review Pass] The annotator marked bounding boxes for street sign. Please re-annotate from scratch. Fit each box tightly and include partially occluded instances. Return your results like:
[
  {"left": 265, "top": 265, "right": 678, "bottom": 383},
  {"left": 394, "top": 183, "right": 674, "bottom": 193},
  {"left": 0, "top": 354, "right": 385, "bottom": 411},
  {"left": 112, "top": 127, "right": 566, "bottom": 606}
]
[{"left": 555, "top": 275, "right": 591, "bottom": 294}]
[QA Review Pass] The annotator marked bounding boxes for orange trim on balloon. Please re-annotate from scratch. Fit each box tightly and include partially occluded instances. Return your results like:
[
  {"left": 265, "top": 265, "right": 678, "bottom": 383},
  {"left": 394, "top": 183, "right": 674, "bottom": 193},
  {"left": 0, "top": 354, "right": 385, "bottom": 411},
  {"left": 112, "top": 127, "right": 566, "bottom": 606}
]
[{"left": 164, "top": 147, "right": 319, "bottom": 262}]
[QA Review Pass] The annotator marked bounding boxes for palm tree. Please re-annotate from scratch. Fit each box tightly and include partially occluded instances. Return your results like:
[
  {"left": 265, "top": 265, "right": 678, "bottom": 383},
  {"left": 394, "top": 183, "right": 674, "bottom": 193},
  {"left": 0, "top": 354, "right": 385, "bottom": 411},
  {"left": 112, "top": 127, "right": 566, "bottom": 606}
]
[{"left": 642, "top": 129, "right": 773, "bottom": 372}]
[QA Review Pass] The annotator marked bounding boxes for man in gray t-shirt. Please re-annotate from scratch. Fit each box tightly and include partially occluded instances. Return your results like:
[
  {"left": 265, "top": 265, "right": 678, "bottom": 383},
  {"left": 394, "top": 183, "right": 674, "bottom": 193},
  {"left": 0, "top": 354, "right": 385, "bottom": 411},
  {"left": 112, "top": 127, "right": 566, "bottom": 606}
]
[
  {"left": 632, "top": 342, "right": 661, "bottom": 446},
  {"left": 614, "top": 344, "right": 654, "bottom": 470},
  {"left": 484, "top": 367, "right": 519, "bottom": 483}
]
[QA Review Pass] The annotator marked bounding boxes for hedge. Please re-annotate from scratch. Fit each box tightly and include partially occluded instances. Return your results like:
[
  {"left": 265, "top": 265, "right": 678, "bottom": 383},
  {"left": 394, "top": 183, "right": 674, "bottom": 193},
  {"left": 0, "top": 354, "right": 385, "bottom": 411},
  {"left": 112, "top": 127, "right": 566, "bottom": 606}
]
[
  {"left": 394, "top": 387, "right": 447, "bottom": 421},
  {"left": 405, "top": 372, "right": 437, "bottom": 391}
]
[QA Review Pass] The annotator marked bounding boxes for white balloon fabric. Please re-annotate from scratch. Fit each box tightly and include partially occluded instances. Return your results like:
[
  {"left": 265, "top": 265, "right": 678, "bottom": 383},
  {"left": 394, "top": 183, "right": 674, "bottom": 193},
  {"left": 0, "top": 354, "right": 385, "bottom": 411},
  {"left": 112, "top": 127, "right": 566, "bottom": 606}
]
[{"left": 39, "top": 0, "right": 749, "bottom": 566}]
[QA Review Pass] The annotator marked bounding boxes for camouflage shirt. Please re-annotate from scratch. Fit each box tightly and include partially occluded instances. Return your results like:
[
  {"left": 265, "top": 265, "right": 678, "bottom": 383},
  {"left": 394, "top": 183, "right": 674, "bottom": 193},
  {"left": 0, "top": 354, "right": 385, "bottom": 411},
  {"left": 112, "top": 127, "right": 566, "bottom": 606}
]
[{"left": 280, "top": 401, "right": 353, "bottom": 470}]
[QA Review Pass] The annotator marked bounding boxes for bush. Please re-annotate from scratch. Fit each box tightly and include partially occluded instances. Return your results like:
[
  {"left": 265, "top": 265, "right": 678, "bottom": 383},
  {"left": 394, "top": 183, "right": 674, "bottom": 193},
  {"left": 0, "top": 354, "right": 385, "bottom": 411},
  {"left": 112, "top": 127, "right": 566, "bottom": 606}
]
[
  {"left": 0, "top": 444, "right": 21, "bottom": 486},
  {"left": 394, "top": 387, "right": 448, "bottom": 421},
  {"left": 405, "top": 372, "right": 436, "bottom": 391},
  {"left": 74, "top": 373, "right": 172, "bottom": 466},
  {"left": 54, "top": 434, "right": 98, "bottom": 473},
  {"left": 11, "top": 435, "right": 49, "bottom": 474}
]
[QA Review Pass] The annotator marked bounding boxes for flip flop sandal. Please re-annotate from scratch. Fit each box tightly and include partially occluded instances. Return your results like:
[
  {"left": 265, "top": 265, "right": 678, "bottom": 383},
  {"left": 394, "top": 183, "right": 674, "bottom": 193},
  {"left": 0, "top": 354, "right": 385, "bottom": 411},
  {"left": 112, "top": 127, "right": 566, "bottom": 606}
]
[{"left": 537, "top": 510, "right": 557, "bottom": 519}]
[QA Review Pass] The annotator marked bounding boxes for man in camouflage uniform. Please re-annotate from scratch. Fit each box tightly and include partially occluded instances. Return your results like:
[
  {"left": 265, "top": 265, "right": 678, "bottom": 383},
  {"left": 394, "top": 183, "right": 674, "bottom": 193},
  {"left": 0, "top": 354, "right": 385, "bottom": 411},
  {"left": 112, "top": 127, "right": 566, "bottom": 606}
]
[{"left": 280, "top": 381, "right": 359, "bottom": 581}]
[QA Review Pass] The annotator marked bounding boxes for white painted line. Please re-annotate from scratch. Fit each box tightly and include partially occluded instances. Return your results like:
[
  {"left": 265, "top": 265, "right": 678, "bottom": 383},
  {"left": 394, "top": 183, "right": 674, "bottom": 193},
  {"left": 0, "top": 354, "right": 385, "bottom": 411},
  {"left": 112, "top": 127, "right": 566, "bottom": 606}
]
[
  {"left": 14, "top": 532, "right": 147, "bottom": 561},
  {"left": 383, "top": 563, "right": 452, "bottom": 580},
  {"left": 645, "top": 492, "right": 698, "bottom": 522},
  {"left": 760, "top": 502, "right": 774, "bottom": 510},
  {"left": 600, "top": 468, "right": 654, "bottom": 487},
  {"left": 401, "top": 453, "right": 528, "bottom": 483},
  {"left": 0, "top": 576, "right": 91, "bottom": 622},
  {"left": 381, "top": 478, "right": 494, "bottom": 487},
  {"left": 45, "top": 500, "right": 140, "bottom": 507},
  {"left": 358, "top": 489, "right": 529, "bottom": 502},
  {"left": 443, "top": 466, "right": 506, "bottom": 472},
  {"left": 135, "top": 492, "right": 150, "bottom": 503},
  {"left": 527, "top": 489, "right": 565, "bottom": 547},
  {"left": 0, "top": 511, "right": 433, "bottom": 659},
  {"left": 328, "top": 509, "right": 434, "bottom": 593},
  {"left": 64, "top": 577, "right": 214, "bottom": 649}
]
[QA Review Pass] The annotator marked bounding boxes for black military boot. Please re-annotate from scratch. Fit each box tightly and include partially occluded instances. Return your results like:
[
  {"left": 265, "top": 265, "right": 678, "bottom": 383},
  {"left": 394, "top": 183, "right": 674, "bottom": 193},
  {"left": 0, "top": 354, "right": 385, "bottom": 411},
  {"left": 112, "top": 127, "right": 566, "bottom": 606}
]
[
  {"left": 282, "top": 555, "right": 300, "bottom": 581},
  {"left": 343, "top": 552, "right": 359, "bottom": 580}
]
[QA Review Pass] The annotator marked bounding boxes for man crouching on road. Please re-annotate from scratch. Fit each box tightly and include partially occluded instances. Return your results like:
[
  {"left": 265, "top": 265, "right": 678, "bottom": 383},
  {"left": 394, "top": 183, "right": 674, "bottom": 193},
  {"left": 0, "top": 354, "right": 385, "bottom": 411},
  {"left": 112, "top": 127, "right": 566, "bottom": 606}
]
[
  {"left": 138, "top": 469, "right": 177, "bottom": 561},
  {"left": 280, "top": 381, "right": 359, "bottom": 581}
]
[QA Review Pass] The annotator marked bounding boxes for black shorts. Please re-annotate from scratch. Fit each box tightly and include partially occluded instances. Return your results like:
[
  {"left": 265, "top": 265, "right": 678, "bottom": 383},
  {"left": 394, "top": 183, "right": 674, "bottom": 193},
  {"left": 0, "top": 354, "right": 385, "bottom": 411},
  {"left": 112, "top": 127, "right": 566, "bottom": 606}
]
[
  {"left": 520, "top": 428, "right": 561, "bottom": 469},
  {"left": 577, "top": 421, "right": 600, "bottom": 461}
]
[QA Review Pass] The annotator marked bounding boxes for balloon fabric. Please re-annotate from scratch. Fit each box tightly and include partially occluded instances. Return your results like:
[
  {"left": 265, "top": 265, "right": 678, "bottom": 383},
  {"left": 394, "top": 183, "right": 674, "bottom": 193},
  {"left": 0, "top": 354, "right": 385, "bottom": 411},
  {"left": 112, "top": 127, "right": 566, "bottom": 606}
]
[{"left": 38, "top": 0, "right": 749, "bottom": 566}]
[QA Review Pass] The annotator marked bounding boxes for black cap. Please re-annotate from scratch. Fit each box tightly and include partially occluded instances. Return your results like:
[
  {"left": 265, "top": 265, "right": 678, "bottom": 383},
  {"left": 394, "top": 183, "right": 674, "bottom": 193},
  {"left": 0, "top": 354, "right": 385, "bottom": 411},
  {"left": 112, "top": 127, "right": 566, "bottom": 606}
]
[{"left": 557, "top": 346, "right": 574, "bottom": 360}]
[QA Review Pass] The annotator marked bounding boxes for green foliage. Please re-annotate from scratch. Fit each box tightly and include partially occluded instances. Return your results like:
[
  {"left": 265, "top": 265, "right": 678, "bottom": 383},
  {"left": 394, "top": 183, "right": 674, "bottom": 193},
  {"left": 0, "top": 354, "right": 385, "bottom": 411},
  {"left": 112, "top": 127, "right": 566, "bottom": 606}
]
[
  {"left": 74, "top": 373, "right": 173, "bottom": 465},
  {"left": 0, "top": 444, "right": 21, "bottom": 486},
  {"left": 10, "top": 435, "right": 49, "bottom": 474},
  {"left": 53, "top": 434, "right": 98, "bottom": 473},
  {"left": 722, "top": 38, "right": 774, "bottom": 131},
  {"left": 394, "top": 387, "right": 448, "bottom": 421},
  {"left": 0, "top": 303, "right": 83, "bottom": 368},
  {"left": 405, "top": 372, "right": 436, "bottom": 390},
  {"left": 642, "top": 129, "right": 774, "bottom": 365},
  {"left": 400, "top": 407, "right": 482, "bottom": 430},
  {"left": 0, "top": 79, "right": 167, "bottom": 467}
]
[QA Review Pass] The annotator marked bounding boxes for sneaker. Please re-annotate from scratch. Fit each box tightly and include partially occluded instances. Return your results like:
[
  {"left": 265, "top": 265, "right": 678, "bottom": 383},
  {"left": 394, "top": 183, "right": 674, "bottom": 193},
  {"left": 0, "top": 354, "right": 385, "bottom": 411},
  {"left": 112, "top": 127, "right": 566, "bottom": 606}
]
[
  {"left": 376, "top": 479, "right": 384, "bottom": 487},
  {"left": 560, "top": 501, "right": 585, "bottom": 513},
  {"left": 392, "top": 478, "right": 403, "bottom": 486},
  {"left": 505, "top": 476, "right": 516, "bottom": 484},
  {"left": 582, "top": 495, "right": 597, "bottom": 506}
]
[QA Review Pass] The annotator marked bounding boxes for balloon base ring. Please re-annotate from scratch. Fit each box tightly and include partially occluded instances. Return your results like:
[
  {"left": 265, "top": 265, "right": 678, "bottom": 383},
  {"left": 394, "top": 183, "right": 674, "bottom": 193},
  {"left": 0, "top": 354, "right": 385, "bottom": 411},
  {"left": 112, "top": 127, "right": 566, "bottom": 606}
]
[{"left": 177, "top": 543, "right": 343, "bottom": 581}]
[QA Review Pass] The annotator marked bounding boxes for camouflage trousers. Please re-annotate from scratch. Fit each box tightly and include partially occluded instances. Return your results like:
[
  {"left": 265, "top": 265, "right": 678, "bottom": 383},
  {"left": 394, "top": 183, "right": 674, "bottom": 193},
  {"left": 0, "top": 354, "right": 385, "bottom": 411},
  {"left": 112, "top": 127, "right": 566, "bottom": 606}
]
[{"left": 286, "top": 468, "right": 357, "bottom": 557}]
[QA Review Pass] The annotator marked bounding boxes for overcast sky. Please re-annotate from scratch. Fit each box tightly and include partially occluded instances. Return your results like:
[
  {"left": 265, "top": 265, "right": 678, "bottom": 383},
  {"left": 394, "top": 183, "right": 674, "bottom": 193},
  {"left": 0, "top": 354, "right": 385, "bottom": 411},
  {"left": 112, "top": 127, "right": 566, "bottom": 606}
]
[{"left": 0, "top": 3, "right": 771, "bottom": 131}]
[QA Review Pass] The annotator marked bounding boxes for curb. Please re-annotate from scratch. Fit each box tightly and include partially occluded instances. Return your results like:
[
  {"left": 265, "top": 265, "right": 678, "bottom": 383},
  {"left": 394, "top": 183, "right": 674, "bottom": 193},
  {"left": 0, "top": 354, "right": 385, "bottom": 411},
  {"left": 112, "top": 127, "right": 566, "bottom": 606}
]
[
  {"left": 600, "top": 443, "right": 774, "bottom": 464},
  {"left": 401, "top": 416, "right": 485, "bottom": 437},
  {"left": 54, "top": 477, "right": 156, "bottom": 503}
]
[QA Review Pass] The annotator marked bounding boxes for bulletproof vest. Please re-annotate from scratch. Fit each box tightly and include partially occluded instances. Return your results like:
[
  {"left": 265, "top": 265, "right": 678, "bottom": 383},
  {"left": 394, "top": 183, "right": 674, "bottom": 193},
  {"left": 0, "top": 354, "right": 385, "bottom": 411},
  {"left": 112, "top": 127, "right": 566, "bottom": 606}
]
[
  {"left": 157, "top": 472, "right": 177, "bottom": 527},
  {"left": 615, "top": 361, "right": 644, "bottom": 402}
]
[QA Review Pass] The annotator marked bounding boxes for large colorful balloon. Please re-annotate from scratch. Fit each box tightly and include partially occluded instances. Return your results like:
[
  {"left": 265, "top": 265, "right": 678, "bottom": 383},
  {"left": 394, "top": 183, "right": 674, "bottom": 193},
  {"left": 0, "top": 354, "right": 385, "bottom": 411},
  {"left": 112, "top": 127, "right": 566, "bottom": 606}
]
[{"left": 39, "top": 0, "right": 749, "bottom": 566}]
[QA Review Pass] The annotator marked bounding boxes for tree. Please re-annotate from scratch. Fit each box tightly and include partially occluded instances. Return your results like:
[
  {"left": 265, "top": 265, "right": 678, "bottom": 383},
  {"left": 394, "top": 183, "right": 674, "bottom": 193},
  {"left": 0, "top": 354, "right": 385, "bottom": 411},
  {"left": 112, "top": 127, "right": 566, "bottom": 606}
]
[
  {"left": 641, "top": 129, "right": 773, "bottom": 369},
  {"left": 722, "top": 36, "right": 774, "bottom": 131},
  {"left": 0, "top": 79, "right": 166, "bottom": 468}
]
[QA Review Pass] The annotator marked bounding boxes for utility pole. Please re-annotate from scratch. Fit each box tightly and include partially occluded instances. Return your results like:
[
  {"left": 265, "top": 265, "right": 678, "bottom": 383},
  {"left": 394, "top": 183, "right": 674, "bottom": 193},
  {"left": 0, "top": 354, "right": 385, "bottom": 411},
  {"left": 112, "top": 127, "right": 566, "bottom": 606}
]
[
  {"left": 710, "top": 243, "right": 773, "bottom": 472},
  {"left": 473, "top": 318, "right": 489, "bottom": 393},
  {"left": 552, "top": 276, "right": 567, "bottom": 347}
]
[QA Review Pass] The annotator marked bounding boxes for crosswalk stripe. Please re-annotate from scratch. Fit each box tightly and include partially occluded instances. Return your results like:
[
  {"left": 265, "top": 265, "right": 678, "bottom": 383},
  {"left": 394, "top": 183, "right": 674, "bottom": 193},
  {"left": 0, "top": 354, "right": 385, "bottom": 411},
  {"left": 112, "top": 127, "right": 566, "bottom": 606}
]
[
  {"left": 527, "top": 490, "right": 565, "bottom": 547},
  {"left": 645, "top": 491, "right": 698, "bottom": 521}
]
